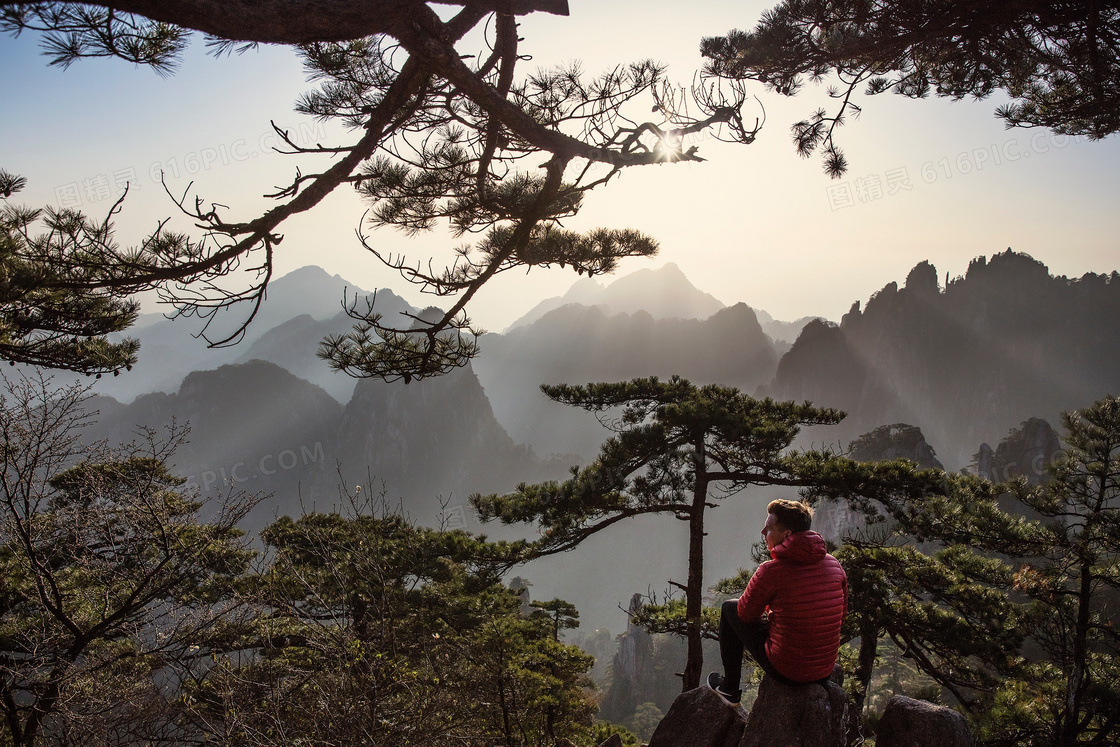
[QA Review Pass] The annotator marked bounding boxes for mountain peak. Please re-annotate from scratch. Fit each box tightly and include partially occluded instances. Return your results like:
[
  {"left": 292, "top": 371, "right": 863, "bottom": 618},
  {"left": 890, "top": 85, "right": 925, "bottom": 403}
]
[
  {"left": 505, "top": 263, "right": 724, "bottom": 331},
  {"left": 275, "top": 265, "right": 337, "bottom": 283},
  {"left": 560, "top": 276, "right": 605, "bottom": 302},
  {"left": 267, "top": 266, "right": 372, "bottom": 318}
]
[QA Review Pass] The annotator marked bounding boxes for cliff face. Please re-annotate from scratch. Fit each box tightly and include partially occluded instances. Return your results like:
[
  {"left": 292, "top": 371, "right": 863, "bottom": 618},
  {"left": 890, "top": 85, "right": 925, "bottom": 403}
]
[
  {"left": 769, "top": 251, "right": 1120, "bottom": 468},
  {"left": 771, "top": 318, "right": 895, "bottom": 422},
  {"left": 813, "top": 423, "right": 943, "bottom": 544},
  {"left": 332, "top": 363, "right": 567, "bottom": 523},
  {"left": 972, "top": 417, "right": 1062, "bottom": 486},
  {"left": 87, "top": 360, "right": 344, "bottom": 528},
  {"left": 599, "top": 594, "right": 691, "bottom": 725}
]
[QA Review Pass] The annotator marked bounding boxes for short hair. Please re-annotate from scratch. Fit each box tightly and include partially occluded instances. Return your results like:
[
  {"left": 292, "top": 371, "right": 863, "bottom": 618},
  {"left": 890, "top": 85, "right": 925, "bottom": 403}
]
[{"left": 767, "top": 499, "right": 813, "bottom": 533}]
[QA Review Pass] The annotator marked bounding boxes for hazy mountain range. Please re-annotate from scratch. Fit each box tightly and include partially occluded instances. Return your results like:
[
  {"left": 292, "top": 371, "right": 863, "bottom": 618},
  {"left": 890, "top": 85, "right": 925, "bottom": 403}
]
[
  {"left": 474, "top": 301, "right": 780, "bottom": 459},
  {"left": 95, "top": 266, "right": 384, "bottom": 402},
  {"left": 766, "top": 250, "right": 1120, "bottom": 467},
  {"left": 69, "top": 251, "right": 1120, "bottom": 631},
  {"left": 504, "top": 262, "right": 820, "bottom": 346}
]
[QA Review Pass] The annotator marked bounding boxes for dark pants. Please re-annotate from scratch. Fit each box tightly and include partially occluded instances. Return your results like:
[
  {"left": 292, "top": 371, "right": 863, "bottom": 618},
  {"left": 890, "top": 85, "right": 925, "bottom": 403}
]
[{"left": 719, "top": 599, "right": 800, "bottom": 689}]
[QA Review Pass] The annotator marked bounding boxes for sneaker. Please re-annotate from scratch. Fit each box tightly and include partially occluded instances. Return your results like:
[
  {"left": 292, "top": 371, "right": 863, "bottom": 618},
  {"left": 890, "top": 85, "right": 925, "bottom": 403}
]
[{"left": 706, "top": 672, "right": 742, "bottom": 706}]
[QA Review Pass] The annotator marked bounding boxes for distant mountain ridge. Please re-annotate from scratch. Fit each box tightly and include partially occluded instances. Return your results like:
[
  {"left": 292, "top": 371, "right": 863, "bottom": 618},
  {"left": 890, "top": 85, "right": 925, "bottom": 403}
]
[
  {"left": 232, "top": 287, "right": 417, "bottom": 402},
  {"left": 86, "top": 360, "right": 569, "bottom": 532},
  {"left": 88, "top": 254, "right": 1120, "bottom": 477},
  {"left": 753, "top": 308, "right": 826, "bottom": 347},
  {"left": 767, "top": 251, "right": 1120, "bottom": 468},
  {"left": 94, "top": 266, "right": 377, "bottom": 402},
  {"left": 474, "top": 302, "right": 781, "bottom": 460},
  {"left": 96, "top": 262, "right": 817, "bottom": 407},
  {"left": 66, "top": 253, "right": 1120, "bottom": 634},
  {"left": 505, "top": 262, "right": 726, "bottom": 331}
]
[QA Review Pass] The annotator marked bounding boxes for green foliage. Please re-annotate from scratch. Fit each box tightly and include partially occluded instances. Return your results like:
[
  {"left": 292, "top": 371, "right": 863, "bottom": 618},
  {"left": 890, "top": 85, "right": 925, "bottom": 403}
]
[
  {"left": 836, "top": 542, "right": 1025, "bottom": 698},
  {"left": 0, "top": 372, "right": 255, "bottom": 746},
  {"left": 0, "top": 6, "right": 189, "bottom": 73},
  {"left": 4, "top": 7, "right": 757, "bottom": 380},
  {"left": 1, "top": 171, "right": 142, "bottom": 374},
  {"left": 2, "top": 372, "right": 611, "bottom": 745},
  {"left": 472, "top": 375, "right": 846, "bottom": 690},
  {"left": 1001, "top": 396, "right": 1120, "bottom": 746},
  {"left": 530, "top": 598, "right": 581, "bottom": 641},
  {"left": 807, "top": 395, "right": 1120, "bottom": 746},
  {"left": 711, "top": 567, "right": 756, "bottom": 598},
  {"left": 194, "top": 506, "right": 598, "bottom": 745},
  {"left": 626, "top": 702, "right": 664, "bottom": 742},
  {"left": 587, "top": 721, "right": 640, "bottom": 747},
  {"left": 472, "top": 376, "right": 844, "bottom": 554},
  {"left": 631, "top": 596, "right": 721, "bottom": 641},
  {"left": 702, "top": 0, "right": 1120, "bottom": 176}
]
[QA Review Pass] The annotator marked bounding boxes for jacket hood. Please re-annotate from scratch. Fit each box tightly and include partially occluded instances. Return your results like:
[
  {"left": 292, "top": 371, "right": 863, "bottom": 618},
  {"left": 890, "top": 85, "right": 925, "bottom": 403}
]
[{"left": 770, "top": 530, "right": 828, "bottom": 563}]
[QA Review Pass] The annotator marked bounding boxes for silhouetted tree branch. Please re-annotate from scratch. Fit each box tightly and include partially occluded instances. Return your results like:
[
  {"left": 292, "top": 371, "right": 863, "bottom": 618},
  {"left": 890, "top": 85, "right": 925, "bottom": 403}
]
[{"left": 2, "top": 2, "right": 760, "bottom": 381}]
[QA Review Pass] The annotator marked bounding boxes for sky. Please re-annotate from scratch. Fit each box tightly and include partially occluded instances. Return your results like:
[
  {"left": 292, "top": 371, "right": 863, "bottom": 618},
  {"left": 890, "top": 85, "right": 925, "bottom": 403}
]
[{"left": 3, "top": 0, "right": 1120, "bottom": 335}]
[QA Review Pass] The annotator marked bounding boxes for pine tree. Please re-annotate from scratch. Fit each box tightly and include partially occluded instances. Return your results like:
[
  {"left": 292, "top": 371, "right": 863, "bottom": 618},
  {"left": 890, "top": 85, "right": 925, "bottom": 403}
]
[
  {"left": 3, "top": 3, "right": 760, "bottom": 380},
  {"left": 1006, "top": 396, "right": 1120, "bottom": 746},
  {"left": 196, "top": 502, "right": 599, "bottom": 746},
  {"left": 0, "top": 372, "right": 255, "bottom": 746},
  {"left": 471, "top": 375, "right": 844, "bottom": 690},
  {"left": 805, "top": 397, "right": 1120, "bottom": 746},
  {"left": 702, "top": 0, "right": 1120, "bottom": 176},
  {"left": 1, "top": 170, "right": 140, "bottom": 374}
]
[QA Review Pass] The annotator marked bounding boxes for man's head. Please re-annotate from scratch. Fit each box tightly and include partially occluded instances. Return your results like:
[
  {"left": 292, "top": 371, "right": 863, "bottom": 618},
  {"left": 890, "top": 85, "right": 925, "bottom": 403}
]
[{"left": 761, "top": 499, "right": 813, "bottom": 552}]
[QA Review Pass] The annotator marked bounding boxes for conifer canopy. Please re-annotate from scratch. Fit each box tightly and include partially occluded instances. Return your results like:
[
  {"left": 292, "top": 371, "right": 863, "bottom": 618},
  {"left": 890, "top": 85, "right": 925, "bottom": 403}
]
[{"left": 703, "top": 0, "right": 1120, "bottom": 176}]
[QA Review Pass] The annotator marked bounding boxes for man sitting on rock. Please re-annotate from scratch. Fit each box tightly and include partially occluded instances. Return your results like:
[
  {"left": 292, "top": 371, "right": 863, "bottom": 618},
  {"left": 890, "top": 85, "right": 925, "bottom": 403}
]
[{"left": 707, "top": 499, "right": 847, "bottom": 706}]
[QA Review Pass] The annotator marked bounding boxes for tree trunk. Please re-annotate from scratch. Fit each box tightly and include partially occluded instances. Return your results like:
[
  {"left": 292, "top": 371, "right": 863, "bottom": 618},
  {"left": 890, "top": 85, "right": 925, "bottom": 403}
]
[
  {"left": 497, "top": 671, "right": 514, "bottom": 747},
  {"left": 1, "top": 685, "right": 22, "bottom": 747},
  {"left": 682, "top": 438, "right": 709, "bottom": 691},
  {"left": 846, "top": 619, "right": 879, "bottom": 746},
  {"left": 1060, "top": 558, "right": 1093, "bottom": 747}
]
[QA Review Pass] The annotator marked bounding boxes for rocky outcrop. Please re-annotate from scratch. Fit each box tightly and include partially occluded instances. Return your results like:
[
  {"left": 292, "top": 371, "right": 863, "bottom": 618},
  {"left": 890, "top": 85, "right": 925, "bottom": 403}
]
[
  {"left": 767, "top": 318, "right": 893, "bottom": 430},
  {"left": 815, "top": 423, "right": 942, "bottom": 544},
  {"left": 848, "top": 424, "right": 944, "bottom": 470},
  {"left": 600, "top": 594, "right": 654, "bottom": 721},
  {"left": 972, "top": 417, "right": 1061, "bottom": 485},
  {"left": 599, "top": 594, "right": 688, "bottom": 724},
  {"left": 647, "top": 674, "right": 846, "bottom": 747},
  {"left": 875, "top": 695, "right": 973, "bottom": 747},
  {"left": 768, "top": 251, "right": 1120, "bottom": 469},
  {"left": 647, "top": 687, "right": 745, "bottom": 747},
  {"left": 86, "top": 360, "right": 345, "bottom": 529},
  {"left": 739, "top": 675, "right": 846, "bottom": 747},
  {"left": 333, "top": 362, "right": 569, "bottom": 522}
]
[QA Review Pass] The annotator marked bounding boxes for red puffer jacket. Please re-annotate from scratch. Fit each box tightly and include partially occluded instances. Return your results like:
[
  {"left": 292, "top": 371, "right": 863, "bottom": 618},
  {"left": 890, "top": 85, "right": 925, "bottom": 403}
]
[{"left": 737, "top": 530, "right": 847, "bottom": 683}]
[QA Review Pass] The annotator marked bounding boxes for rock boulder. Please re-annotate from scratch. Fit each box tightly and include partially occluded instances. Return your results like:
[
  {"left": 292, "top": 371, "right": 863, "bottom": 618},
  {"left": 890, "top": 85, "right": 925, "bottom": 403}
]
[
  {"left": 739, "top": 676, "right": 846, "bottom": 747},
  {"left": 647, "top": 686, "right": 745, "bottom": 747},
  {"left": 875, "top": 695, "right": 972, "bottom": 747},
  {"left": 646, "top": 674, "right": 846, "bottom": 747}
]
